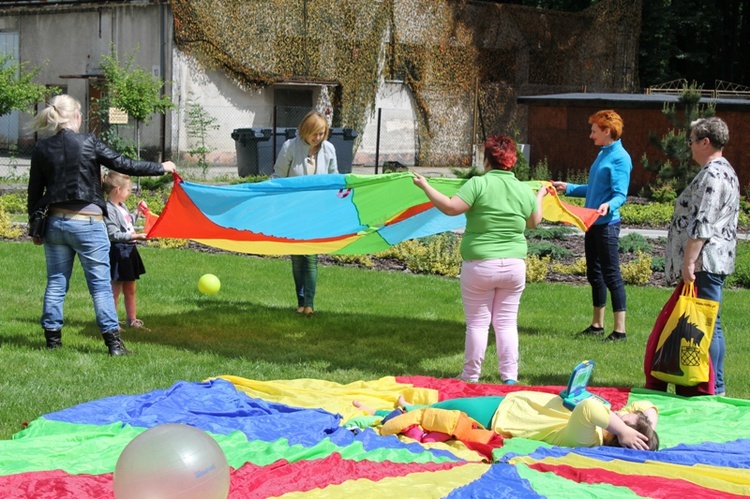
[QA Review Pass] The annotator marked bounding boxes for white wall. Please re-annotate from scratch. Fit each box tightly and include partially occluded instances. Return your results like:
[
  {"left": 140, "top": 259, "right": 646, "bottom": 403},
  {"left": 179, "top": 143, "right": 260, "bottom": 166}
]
[
  {"left": 171, "top": 50, "right": 335, "bottom": 166},
  {"left": 7, "top": 3, "right": 169, "bottom": 156},
  {"left": 354, "top": 81, "right": 418, "bottom": 167}
]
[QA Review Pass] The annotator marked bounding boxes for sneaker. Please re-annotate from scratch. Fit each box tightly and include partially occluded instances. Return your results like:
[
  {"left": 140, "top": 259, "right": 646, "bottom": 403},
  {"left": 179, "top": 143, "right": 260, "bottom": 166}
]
[
  {"left": 454, "top": 374, "right": 477, "bottom": 383},
  {"left": 503, "top": 379, "right": 517, "bottom": 385},
  {"left": 579, "top": 325, "right": 605, "bottom": 336},
  {"left": 602, "top": 331, "right": 627, "bottom": 342}
]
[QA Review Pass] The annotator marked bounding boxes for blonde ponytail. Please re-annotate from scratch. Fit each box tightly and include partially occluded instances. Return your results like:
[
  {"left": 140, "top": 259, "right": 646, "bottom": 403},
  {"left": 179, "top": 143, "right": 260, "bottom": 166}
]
[{"left": 32, "top": 94, "right": 82, "bottom": 135}]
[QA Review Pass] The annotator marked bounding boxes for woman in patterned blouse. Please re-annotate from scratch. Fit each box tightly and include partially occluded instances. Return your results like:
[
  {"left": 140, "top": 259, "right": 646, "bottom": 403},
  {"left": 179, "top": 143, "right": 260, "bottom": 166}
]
[{"left": 665, "top": 117, "right": 740, "bottom": 397}]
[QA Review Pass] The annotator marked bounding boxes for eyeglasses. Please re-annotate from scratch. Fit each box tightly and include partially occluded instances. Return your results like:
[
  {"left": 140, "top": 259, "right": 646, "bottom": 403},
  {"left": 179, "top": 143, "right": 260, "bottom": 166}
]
[{"left": 687, "top": 136, "right": 704, "bottom": 146}]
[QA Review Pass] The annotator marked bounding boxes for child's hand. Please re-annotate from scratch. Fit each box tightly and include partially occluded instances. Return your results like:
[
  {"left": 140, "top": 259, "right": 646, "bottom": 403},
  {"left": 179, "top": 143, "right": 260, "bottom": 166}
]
[
  {"left": 137, "top": 200, "right": 148, "bottom": 215},
  {"left": 132, "top": 233, "right": 148, "bottom": 241}
]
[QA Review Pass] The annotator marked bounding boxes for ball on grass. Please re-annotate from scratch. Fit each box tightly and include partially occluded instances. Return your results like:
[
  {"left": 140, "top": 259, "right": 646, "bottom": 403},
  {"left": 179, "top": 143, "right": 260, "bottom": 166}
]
[
  {"left": 198, "top": 274, "right": 221, "bottom": 295},
  {"left": 113, "top": 423, "right": 230, "bottom": 499}
]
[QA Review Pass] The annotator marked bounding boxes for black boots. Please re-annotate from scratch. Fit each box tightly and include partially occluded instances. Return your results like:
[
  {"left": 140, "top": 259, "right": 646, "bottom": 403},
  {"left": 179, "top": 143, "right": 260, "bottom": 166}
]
[
  {"left": 44, "top": 329, "right": 62, "bottom": 349},
  {"left": 45, "top": 328, "right": 131, "bottom": 355},
  {"left": 102, "top": 330, "right": 131, "bottom": 356}
]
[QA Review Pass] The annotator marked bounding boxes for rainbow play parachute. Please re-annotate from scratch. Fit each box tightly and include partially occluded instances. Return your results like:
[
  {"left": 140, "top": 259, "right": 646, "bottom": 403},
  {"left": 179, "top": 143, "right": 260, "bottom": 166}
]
[
  {"left": 2, "top": 376, "right": 750, "bottom": 498},
  {"left": 144, "top": 173, "right": 599, "bottom": 255}
]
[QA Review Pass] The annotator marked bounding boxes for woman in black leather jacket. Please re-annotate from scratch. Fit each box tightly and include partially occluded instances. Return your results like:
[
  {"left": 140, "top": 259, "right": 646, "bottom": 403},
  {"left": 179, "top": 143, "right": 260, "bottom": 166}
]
[{"left": 27, "top": 94, "right": 176, "bottom": 355}]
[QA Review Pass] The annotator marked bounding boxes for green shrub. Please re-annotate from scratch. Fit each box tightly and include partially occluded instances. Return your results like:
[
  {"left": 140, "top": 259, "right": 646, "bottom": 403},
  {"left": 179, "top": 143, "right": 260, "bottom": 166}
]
[
  {"left": 450, "top": 165, "right": 483, "bottom": 180},
  {"left": 147, "top": 238, "right": 189, "bottom": 249},
  {"left": 531, "top": 157, "right": 551, "bottom": 182},
  {"left": 726, "top": 241, "right": 750, "bottom": 288},
  {"left": 647, "top": 180, "right": 678, "bottom": 203},
  {"left": 373, "top": 245, "right": 403, "bottom": 260},
  {"left": 525, "top": 226, "right": 576, "bottom": 240},
  {"left": 138, "top": 175, "right": 174, "bottom": 191},
  {"left": 230, "top": 175, "right": 270, "bottom": 185},
  {"left": 527, "top": 241, "right": 571, "bottom": 259},
  {"left": 0, "top": 207, "right": 24, "bottom": 238},
  {"left": 0, "top": 191, "right": 26, "bottom": 214},
  {"left": 391, "top": 233, "right": 462, "bottom": 277},
  {"left": 565, "top": 168, "right": 589, "bottom": 185},
  {"left": 739, "top": 210, "right": 749, "bottom": 228},
  {"left": 650, "top": 256, "right": 665, "bottom": 272},
  {"left": 618, "top": 232, "right": 653, "bottom": 254},
  {"left": 620, "top": 251, "right": 652, "bottom": 285},
  {"left": 558, "top": 196, "right": 584, "bottom": 207},
  {"left": 513, "top": 146, "right": 530, "bottom": 181},
  {"left": 331, "top": 254, "right": 373, "bottom": 267},
  {"left": 620, "top": 202, "right": 673, "bottom": 226},
  {"left": 551, "top": 257, "right": 586, "bottom": 276},
  {"left": 526, "top": 254, "right": 550, "bottom": 282},
  {"left": 124, "top": 188, "right": 170, "bottom": 215}
]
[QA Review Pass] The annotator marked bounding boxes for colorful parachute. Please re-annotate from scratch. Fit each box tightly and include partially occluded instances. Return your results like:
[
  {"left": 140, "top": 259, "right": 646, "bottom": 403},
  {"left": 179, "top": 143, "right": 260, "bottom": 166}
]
[
  {"left": 145, "top": 173, "right": 598, "bottom": 255},
  {"left": 2, "top": 376, "right": 749, "bottom": 498}
]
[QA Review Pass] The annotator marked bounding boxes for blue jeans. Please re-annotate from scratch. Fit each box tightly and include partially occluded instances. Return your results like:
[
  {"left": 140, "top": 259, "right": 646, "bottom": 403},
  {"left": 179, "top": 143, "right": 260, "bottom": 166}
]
[
  {"left": 695, "top": 272, "right": 726, "bottom": 394},
  {"left": 291, "top": 255, "right": 318, "bottom": 308},
  {"left": 42, "top": 215, "right": 120, "bottom": 334},
  {"left": 584, "top": 222, "right": 626, "bottom": 312}
]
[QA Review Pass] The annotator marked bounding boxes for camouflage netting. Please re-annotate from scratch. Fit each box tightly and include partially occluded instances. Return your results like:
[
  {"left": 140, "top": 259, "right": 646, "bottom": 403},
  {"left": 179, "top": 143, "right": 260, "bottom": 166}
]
[{"left": 170, "top": 0, "right": 641, "bottom": 165}]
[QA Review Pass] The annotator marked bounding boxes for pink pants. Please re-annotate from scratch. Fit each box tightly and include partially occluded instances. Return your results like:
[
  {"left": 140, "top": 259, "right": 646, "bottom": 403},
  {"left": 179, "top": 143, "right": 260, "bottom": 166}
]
[{"left": 460, "top": 259, "right": 526, "bottom": 382}]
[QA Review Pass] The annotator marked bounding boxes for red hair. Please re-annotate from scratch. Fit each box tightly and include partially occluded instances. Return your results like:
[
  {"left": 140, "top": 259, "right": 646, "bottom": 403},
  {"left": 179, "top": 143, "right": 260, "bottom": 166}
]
[
  {"left": 589, "top": 110, "right": 624, "bottom": 140},
  {"left": 484, "top": 135, "right": 517, "bottom": 170}
]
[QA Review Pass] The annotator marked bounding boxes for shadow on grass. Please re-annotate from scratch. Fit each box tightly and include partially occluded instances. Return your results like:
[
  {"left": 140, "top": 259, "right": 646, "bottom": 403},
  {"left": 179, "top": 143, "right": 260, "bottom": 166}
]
[
  {"left": 2, "top": 317, "right": 115, "bottom": 354},
  {"left": 5, "top": 302, "right": 560, "bottom": 384},
  {"left": 104, "top": 298, "right": 473, "bottom": 378}
]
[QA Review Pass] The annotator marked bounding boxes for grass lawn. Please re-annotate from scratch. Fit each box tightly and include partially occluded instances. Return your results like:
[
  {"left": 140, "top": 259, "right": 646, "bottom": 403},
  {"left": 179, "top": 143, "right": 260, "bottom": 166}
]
[{"left": 1, "top": 240, "right": 748, "bottom": 440}]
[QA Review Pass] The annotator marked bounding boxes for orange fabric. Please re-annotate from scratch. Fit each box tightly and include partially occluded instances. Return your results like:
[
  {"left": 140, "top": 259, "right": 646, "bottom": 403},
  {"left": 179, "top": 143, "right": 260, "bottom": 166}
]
[{"left": 540, "top": 182, "right": 600, "bottom": 231}]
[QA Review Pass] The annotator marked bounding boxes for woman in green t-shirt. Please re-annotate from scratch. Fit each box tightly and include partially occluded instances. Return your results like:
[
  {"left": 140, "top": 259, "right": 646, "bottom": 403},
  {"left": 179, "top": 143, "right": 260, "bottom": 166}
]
[{"left": 413, "top": 135, "right": 547, "bottom": 384}]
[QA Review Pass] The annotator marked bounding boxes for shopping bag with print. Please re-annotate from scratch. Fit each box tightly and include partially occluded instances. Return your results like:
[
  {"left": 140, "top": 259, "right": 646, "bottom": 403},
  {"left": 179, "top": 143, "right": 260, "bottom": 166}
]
[{"left": 650, "top": 282, "right": 718, "bottom": 386}]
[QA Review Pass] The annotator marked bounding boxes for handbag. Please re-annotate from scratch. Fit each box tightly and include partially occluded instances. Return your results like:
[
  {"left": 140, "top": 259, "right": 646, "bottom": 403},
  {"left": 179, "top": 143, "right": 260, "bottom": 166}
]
[
  {"left": 649, "top": 282, "right": 719, "bottom": 386},
  {"left": 28, "top": 206, "right": 48, "bottom": 238}
]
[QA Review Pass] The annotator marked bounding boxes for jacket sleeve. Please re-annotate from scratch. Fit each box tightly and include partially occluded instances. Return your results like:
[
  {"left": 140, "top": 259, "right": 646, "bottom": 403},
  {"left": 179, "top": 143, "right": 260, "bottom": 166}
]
[
  {"left": 27, "top": 148, "right": 47, "bottom": 215},
  {"left": 104, "top": 202, "right": 133, "bottom": 243},
  {"left": 95, "top": 137, "right": 165, "bottom": 177},
  {"left": 607, "top": 155, "right": 632, "bottom": 213},
  {"left": 272, "top": 139, "right": 294, "bottom": 178},
  {"left": 326, "top": 141, "right": 339, "bottom": 174},
  {"left": 566, "top": 182, "right": 588, "bottom": 198}
]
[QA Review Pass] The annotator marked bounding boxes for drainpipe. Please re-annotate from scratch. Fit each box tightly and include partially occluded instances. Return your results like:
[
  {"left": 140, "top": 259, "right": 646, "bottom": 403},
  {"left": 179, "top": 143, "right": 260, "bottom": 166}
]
[{"left": 159, "top": 2, "right": 167, "bottom": 161}]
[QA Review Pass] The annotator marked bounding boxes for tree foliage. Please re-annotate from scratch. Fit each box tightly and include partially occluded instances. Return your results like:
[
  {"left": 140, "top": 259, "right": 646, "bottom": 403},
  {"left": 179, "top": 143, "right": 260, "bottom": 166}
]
[
  {"left": 493, "top": 0, "right": 750, "bottom": 88},
  {"left": 0, "top": 54, "right": 54, "bottom": 117},
  {"left": 185, "top": 96, "right": 220, "bottom": 177},
  {"left": 639, "top": 0, "right": 750, "bottom": 88},
  {"left": 98, "top": 46, "right": 173, "bottom": 159},
  {"left": 641, "top": 83, "right": 715, "bottom": 198},
  {"left": 99, "top": 47, "right": 173, "bottom": 124}
]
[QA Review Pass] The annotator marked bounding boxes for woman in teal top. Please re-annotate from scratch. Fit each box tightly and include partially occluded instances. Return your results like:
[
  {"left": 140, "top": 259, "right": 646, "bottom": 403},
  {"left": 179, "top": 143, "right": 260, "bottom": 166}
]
[
  {"left": 553, "top": 110, "right": 632, "bottom": 342},
  {"left": 414, "top": 135, "right": 547, "bottom": 384}
]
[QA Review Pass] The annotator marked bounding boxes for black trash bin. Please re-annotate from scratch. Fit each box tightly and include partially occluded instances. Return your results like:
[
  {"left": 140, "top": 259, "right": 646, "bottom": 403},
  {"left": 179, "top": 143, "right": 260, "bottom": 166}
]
[
  {"left": 328, "top": 127, "right": 358, "bottom": 173},
  {"left": 232, "top": 128, "right": 272, "bottom": 177},
  {"left": 233, "top": 127, "right": 300, "bottom": 177}
]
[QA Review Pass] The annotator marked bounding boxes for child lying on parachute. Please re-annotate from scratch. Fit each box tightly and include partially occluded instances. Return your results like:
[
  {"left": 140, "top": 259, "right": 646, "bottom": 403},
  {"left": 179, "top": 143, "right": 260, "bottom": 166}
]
[{"left": 351, "top": 390, "right": 659, "bottom": 452}]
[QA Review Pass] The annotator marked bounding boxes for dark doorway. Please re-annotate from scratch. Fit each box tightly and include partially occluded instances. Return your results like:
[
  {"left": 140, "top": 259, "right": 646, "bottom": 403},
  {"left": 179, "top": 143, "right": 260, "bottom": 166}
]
[{"left": 274, "top": 88, "right": 313, "bottom": 127}]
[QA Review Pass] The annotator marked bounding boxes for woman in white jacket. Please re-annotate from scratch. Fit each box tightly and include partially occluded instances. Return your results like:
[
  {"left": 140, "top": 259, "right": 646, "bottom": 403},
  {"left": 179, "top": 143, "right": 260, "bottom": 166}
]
[{"left": 272, "top": 111, "right": 338, "bottom": 317}]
